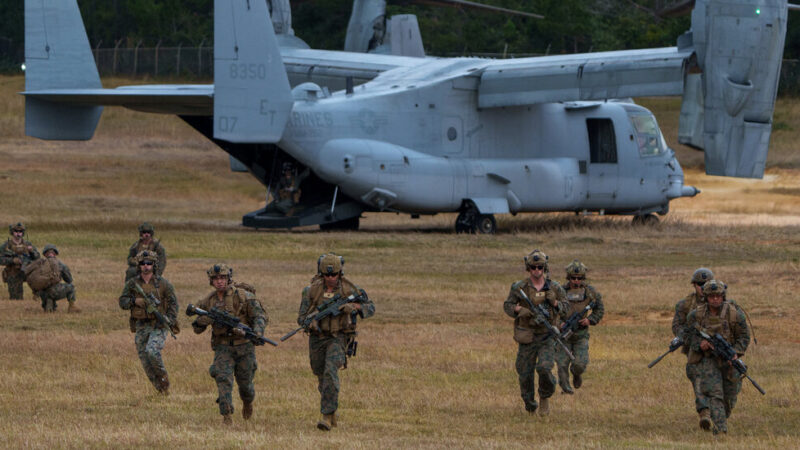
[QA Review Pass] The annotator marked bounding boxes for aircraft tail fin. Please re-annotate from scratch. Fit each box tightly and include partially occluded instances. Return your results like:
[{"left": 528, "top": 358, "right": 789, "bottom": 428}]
[
  {"left": 680, "top": 0, "right": 788, "bottom": 178},
  {"left": 213, "top": 0, "right": 293, "bottom": 143},
  {"left": 24, "top": 0, "right": 102, "bottom": 140}
]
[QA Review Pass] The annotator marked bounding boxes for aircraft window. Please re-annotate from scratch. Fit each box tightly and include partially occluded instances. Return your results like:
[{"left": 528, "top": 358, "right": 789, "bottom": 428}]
[
  {"left": 629, "top": 114, "right": 666, "bottom": 157},
  {"left": 587, "top": 119, "right": 617, "bottom": 164}
]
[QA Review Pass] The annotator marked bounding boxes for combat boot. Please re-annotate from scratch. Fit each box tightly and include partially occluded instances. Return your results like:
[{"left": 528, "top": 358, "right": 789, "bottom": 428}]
[
  {"left": 317, "top": 414, "right": 333, "bottom": 431},
  {"left": 573, "top": 372, "right": 583, "bottom": 389},
  {"left": 242, "top": 401, "right": 253, "bottom": 420},
  {"left": 538, "top": 397, "right": 550, "bottom": 416},
  {"left": 222, "top": 414, "right": 232, "bottom": 425},
  {"left": 699, "top": 409, "right": 712, "bottom": 431},
  {"left": 68, "top": 302, "right": 81, "bottom": 313},
  {"left": 331, "top": 412, "right": 338, "bottom": 427},
  {"left": 158, "top": 376, "right": 170, "bottom": 396},
  {"left": 44, "top": 298, "right": 55, "bottom": 312}
]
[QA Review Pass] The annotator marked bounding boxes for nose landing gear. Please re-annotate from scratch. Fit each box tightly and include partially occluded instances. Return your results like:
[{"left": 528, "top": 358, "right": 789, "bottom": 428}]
[{"left": 455, "top": 203, "right": 496, "bottom": 234}]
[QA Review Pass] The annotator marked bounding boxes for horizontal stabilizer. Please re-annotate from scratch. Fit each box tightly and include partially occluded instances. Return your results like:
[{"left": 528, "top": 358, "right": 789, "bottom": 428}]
[{"left": 214, "top": 0, "right": 293, "bottom": 143}]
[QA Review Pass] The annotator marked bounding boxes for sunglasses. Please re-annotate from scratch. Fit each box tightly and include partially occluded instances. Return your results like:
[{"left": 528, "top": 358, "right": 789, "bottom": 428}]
[
  {"left": 569, "top": 276, "right": 584, "bottom": 281},
  {"left": 139, "top": 261, "right": 154, "bottom": 266},
  {"left": 323, "top": 273, "right": 340, "bottom": 278},
  {"left": 528, "top": 265, "right": 545, "bottom": 271}
]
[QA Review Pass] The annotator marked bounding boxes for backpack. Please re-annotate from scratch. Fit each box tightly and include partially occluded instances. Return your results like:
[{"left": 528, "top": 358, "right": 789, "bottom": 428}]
[{"left": 24, "top": 258, "right": 61, "bottom": 291}]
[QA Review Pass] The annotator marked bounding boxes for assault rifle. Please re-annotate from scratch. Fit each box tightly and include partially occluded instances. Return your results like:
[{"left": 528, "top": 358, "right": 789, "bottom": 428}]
[
  {"left": 697, "top": 329, "right": 766, "bottom": 395},
  {"left": 517, "top": 289, "right": 575, "bottom": 361},
  {"left": 132, "top": 283, "right": 176, "bottom": 339},
  {"left": 647, "top": 337, "right": 683, "bottom": 368},
  {"left": 186, "top": 304, "right": 278, "bottom": 347},
  {"left": 280, "top": 293, "right": 365, "bottom": 342},
  {"left": 560, "top": 300, "right": 596, "bottom": 340}
]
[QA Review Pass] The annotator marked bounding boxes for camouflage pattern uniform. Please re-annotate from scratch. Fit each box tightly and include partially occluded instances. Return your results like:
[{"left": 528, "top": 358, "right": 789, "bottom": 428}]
[
  {"left": 0, "top": 223, "right": 40, "bottom": 300},
  {"left": 503, "top": 251, "right": 567, "bottom": 413},
  {"left": 118, "top": 251, "right": 178, "bottom": 394},
  {"left": 672, "top": 268, "right": 713, "bottom": 411},
  {"left": 35, "top": 244, "right": 77, "bottom": 312},
  {"left": 298, "top": 254, "right": 374, "bottom": 429},
  {"left": 265, "top": 164, "right": 310, "bottom": 216},
  {"left": 555, "top": 261, "right": 604, "bottom": 394},
  {"left": 124, "top": 223, "right": 166, "bottom": 281},
  {"left": 192, "top": 264, "right": 268, "bottom": 421},
  {"left": 685, "top": 280, "right": 750, "bottom": 434}
]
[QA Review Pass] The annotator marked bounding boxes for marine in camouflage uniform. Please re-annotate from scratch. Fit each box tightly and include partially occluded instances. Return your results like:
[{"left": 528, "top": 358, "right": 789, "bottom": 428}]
[
  {"left": 298, "top": 253, "right": 375, "bottom": 430},
  {"left": 36, "top": 244, "right": 80, "bottom": 313},
  {"left": 119, "top": 250, "right": 179, "bottom": 394},
  {"left": 191, "top": 263, "right": 268, "bottom": 425},
  {"left": 0, "top": 222, "right": 40, "bottom": 300},
  {"left": 503, "top": 249, "right": 567, "bottom": 416},
  {"left": 265, "top": 162, "right": 310, "bottom": 216},
  {"left": 684, "top": 280, "right": 750, "bottom": 434},
  {"left": 672, "top": 268, "right": 714, "bottom": 412},
  {"left": 125, "top": 222, "right": 167, "bottom": 281},
  {"left": 555, "top": 260, "right": 604, "bottom": 394}
]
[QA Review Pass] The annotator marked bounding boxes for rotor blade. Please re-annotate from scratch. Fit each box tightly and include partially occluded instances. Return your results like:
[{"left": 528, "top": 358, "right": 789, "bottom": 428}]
[
  {"left": 655, "top": 0, "right": 695, "bottom": 18},
  {"left": 413, "top": 0, "right": 544, "bottom": 19}
]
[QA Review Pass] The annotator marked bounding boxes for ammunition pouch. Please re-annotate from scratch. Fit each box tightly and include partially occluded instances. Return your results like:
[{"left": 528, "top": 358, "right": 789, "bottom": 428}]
[
  {"left": 514, "top": 326, "right": 534, "bottom": 344},
  {"left": 1, "top": 266, "right": 8, "bottom": 283}
]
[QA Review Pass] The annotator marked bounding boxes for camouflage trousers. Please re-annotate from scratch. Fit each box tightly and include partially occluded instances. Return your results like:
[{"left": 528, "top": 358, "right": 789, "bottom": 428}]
[
  {"left": 685, "top": 362, "right": 703, "bottom": 411},
  {"left": 688, "top": 357, "right": 743, "bottom": 433},
  {"left": 309, "top": 334, "right": 348, "bottom": 415},
  {"left": 134, "top": 321, "right": 169, "bottom": 392},
  {"left": 515, "top": 336, "right": 557, "bottom": 412},
  {"left": 4, "top": 270, "right": 24, "bottom": 300},
  {"left": 555, "top": 335, "right": 589, "bottom": 392},
  {"left": 209, "top": 342, "right": 258, "bottom": 416},
  {"left": 37, "top": 282, "right": 76, "bottom": 311}
]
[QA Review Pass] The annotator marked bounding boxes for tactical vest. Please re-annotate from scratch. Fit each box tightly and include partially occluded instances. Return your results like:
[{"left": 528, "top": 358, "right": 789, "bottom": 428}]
[
  {"left": 678, "top": 292, "right": 704, "bottom": 316},
  {"left": 514, "top": 279, "right": 561, "bottom": 333},
  {"left": 565, "top": 286, "right": 592, "bottom": 317},
  {"left": 129, "top": 277, "right": 170, "bottom": 321},
  {"left": 688, "top": 302, "right": 737, "bottom": 363},
  {"left": 200, "top": 287, "right": 254, "bottom": 345},
  {"left": 305, "top": 276, "right": 360, "bottom": 335}
]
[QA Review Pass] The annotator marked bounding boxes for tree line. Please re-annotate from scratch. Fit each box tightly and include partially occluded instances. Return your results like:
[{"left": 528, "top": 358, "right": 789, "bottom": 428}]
[{"left": 1, "top": 1, "right": 799, "bottom": 71}]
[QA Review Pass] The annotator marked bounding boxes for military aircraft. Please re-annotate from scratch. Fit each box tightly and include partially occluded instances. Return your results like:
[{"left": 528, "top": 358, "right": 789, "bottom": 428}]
[{"left": 22, "top": 0, "right": 789, "bottom": 233}]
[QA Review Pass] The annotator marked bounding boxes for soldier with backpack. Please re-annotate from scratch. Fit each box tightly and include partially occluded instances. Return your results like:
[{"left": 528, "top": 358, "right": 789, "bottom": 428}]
[{"left": 25, "top": 244, "right": 79, "bottom": 313}]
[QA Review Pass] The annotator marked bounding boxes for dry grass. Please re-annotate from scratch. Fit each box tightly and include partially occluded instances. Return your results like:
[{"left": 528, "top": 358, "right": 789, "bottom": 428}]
[{"left": 1, "top": 75, "right": 799, "bottom": 448}]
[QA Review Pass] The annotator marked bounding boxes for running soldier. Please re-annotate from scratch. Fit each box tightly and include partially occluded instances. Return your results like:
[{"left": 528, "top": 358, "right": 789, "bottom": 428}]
[
  {"left": 125, "top": 222, "right": 166, "bottom": 281},
  {"left": 685, "top": 280, "right": 750, "bottom": 434},
  {"left": 503, "top": 249, "right": 567, "bottom": 416},
  {"left": 297, "top": 253, "right": 375, "bottom": 430},
  {"left": 191, "top": 264, "right": 268, "bottom": 425},
  {"left": 119, "top": 250, "right": 178, "bottom": 394},
  {"left": 556, "top": 260, "right": 604, "bottom": 394}
]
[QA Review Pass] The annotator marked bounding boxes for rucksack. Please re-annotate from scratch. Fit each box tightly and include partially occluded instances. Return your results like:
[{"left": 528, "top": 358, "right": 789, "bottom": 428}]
[{"left": 24, "top": 258, "right": 61, "bottom": 291}]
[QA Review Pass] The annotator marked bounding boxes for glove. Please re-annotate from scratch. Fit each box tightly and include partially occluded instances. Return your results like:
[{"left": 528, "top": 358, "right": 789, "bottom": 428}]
[
  {"left": 517, "top": 308, "right": 533, "bottom": 319},
  {"left": 195, "top": 316, "right": 213, "bottom": 327},
  {"left": 232, "top": 327, "right": 247, "bottom": 338},
  {"left": 339, "top": 303, "right": 357, "bottom": 314}
]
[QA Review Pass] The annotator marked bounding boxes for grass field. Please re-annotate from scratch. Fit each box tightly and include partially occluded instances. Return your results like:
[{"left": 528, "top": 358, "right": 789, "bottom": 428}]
[{"left": 1, "top": 75, "right": 799, "bottom": 448}]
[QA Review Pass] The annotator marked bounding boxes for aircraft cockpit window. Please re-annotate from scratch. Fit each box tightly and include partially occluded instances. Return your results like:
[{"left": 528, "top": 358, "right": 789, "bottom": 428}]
[
  {"left": 587, "top": 118, "right": 618, "bottom": 164},
  {"left": 629, "top": 114, "right": 666, "bottom": 157}
]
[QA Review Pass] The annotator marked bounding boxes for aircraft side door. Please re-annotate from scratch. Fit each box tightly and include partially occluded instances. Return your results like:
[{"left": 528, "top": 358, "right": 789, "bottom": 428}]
[{"left": 585, "top": 118, "right": 619, "bottom": 209}]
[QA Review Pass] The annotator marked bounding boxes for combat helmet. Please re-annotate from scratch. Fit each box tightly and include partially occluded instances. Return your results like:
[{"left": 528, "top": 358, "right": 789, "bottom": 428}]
[
  {"left": 702, "top": 279, "right": 726, "bottom": 296},
  {"left": 524, "top": 249, "right": 548, "bottom": 271},
  {"left": 565, "top": 260, "right": 588, "bottom": 279},
  {"left": 135, "top": 250, "right": 159, "bottom": 271},
  {"left": 691, "top": 268, "right": 714, "bottom": 285},
  {"left": 9, "top": 222, "right": 25, "bottom": 235},
  {"left": 138, "top": 222, "right": 155, "bottom": 235},
  {"left": 317, "top": 253, "right": 344, "bottom": 276},
  {"left": 207, "top": 263, "right": 234, "bottom": 285},
  {"left": 43, "top": 244, "right": 59, "bottom": 256}
]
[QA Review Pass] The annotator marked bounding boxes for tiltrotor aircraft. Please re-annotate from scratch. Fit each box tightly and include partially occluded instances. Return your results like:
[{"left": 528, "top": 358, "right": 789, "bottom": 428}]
[{"left": 22, "top": 0, "right": 789, "bottom": 232}]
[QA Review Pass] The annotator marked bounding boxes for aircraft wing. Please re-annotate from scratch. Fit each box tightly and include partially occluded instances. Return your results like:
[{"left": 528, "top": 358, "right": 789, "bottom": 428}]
[
  {"left": 281, "top": 47, "right": 426, "bottom": 87},
  {"left": 477, "top": 47, "right": 693, "bottom": 108}
]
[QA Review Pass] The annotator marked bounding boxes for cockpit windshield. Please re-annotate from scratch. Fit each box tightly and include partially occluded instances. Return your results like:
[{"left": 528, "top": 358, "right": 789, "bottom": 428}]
[{"left": 629, "top": 113, "right": 667, "bottom": 157}]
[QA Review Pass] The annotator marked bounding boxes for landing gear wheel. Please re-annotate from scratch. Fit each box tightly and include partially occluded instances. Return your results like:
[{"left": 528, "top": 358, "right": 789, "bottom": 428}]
[
  {"left": 632, "top": 214, "right": 659, "bottom": 226},
  {"left": 455, "top": 208, "right": 478, "bottom": 234},
  {"left": 474, "top": 214, "right": 497, "bottom": 234},
  {"left": 319, "top": 216, "right": 360, "bottom": 231}
]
